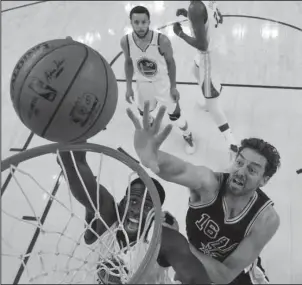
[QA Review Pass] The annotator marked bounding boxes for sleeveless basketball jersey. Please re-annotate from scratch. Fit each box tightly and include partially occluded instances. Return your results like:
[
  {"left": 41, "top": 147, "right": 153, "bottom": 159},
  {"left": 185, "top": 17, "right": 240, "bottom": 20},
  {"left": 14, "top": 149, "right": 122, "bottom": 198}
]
[
  {"left": 186, "top": 173, "right": 274, "bottom": 263},
  {"left": 127, "top": 31, "right": 168, "bottom": 82},
  {"left": 189, "top": 1, "right": 220, "bottom": 51}
]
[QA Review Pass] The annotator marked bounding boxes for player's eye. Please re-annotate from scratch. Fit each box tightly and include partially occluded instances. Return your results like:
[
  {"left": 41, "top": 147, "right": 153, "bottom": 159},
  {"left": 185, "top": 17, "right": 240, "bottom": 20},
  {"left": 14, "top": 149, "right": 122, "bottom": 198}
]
[{"left": 248, "top": 167, "right": 256, "bottom": 174}]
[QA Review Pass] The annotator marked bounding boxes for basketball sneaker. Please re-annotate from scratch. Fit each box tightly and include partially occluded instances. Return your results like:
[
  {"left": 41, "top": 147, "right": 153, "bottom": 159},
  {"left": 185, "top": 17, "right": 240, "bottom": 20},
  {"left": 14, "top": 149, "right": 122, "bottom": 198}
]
[{"left": 183, "top": 133, "right": 196, "bottom": 155}]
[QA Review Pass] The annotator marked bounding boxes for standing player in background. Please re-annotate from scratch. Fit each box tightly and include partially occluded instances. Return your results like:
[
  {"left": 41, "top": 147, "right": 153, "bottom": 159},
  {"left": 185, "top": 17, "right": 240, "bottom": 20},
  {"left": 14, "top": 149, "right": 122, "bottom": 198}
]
[
  {"left": 173, "top": 1, "right": 238, "bottom": 158},
  {"left": 121, "top": 5, "right": 196, "bottom": 155}
]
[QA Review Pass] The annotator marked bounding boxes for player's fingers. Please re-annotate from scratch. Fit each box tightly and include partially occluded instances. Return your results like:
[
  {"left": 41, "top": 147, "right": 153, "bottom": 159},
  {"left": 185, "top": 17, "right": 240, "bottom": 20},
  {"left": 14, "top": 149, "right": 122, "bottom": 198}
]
[
  {"left": 126, "top": 108, "right": 142, "bottom": 129},
  {"left": 151, "top": 105, "right": 166, "bottom": 134},
  {"left": 156, "top": 124, "right": 173, "bottom": 146},
  {"left": 142, "top": 101, "right": 151, "bottom": 130}
]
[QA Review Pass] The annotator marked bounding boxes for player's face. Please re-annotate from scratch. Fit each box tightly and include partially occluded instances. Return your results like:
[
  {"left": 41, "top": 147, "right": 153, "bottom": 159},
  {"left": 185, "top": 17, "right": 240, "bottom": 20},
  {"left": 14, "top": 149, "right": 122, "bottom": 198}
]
[
  {"left": 131, "top": 13, "right": 150, "bottom": 38},
  {"left": 227, "top": 148, "right": 269, "bottom": 196},
  {"left": 123, "top": 193, "right": 153, "bottom": 236}
]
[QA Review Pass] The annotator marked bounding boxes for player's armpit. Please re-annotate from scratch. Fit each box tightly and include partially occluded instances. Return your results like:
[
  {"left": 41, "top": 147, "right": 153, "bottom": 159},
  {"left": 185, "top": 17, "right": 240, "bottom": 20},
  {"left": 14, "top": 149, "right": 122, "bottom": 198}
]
[{"left": 222, "top": 205, "right": 280, "bottom": 283}]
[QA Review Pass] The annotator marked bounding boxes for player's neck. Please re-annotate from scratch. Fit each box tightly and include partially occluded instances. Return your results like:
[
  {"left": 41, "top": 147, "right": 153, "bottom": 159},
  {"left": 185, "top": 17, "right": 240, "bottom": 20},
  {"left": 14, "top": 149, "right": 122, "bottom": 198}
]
[
  {"left": 223, "top": 191, "right": 256, "bottom": 219},
  {"left": 224, "top": 190, "right": 256, "bottom": 211}
]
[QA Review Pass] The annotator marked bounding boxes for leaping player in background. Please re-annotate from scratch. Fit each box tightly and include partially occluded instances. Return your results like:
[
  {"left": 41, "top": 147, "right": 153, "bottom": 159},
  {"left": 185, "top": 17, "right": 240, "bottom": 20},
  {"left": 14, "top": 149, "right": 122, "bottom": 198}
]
[
  {"left": 120, "top": 5, "right": 196, "bottom": 155},
  {"left": 57, "top": 150, "right": 212, "bottom": 284},
  {"left": 173, "top": 1, "right": 238, "bottom": 158}
]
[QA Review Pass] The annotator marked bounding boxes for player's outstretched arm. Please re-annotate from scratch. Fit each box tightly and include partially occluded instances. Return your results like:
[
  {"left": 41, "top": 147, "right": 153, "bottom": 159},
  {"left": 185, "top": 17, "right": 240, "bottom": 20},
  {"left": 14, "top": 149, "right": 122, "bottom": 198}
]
[
  {"left": 57, "top": 151, "right": 117, "bottom": 226},
  {"left": 190, "top": 205, "right": 280, "bottom": 284},
  {"left": 127, "top": 101, "right": 219, "bottom": 191}
]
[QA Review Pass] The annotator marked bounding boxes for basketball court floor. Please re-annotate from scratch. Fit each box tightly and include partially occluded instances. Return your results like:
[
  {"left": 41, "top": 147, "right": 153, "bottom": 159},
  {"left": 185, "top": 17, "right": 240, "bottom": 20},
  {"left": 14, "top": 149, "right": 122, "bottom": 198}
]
[{"left": 1, "top": 1, "right": 302, "bottom": 284}]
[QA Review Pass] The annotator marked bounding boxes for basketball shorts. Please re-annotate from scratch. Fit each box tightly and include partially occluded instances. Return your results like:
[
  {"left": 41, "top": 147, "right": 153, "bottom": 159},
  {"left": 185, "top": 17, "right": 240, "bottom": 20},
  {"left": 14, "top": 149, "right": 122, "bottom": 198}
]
[
  {"left": 194, "top": 52, "right": 221, "bottom": 99},
  {"left": 134, "top": 76, "right": 176, "bottom": 114}
]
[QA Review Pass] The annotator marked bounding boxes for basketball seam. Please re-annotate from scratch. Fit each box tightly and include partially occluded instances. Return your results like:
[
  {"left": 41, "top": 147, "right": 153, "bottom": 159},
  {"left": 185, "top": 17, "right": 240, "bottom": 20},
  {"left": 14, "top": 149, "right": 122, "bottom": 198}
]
[
  {"left": 69, "top": 50, "right": 110, "bottom": 142},
  {"left": 41, "top": 44, "right": 89, "bottom": 137},
  {"left": 15, "top": 42, "right": 76, "bottom": 127}
]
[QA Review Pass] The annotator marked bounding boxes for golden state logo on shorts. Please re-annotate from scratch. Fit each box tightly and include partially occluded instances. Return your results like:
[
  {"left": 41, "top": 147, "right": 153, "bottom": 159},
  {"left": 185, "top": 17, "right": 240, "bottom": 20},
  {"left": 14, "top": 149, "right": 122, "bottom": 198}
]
[{"left": 137, "top": 57, "right": 158, "bottom": 78}]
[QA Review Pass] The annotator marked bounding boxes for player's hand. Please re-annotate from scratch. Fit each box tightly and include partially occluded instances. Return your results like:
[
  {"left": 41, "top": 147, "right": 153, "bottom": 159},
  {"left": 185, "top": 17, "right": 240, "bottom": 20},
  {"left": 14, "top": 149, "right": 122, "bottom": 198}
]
[
  {"left": 126, "top": 101, "right": 173, "bottom": 174},
  {"left": 170, "top": 87, "right": 180, "bottom": 102},
  {"left": 162, "top": 211, "right": 179, "bottom": 231},
  {"left": 125, "top": 87, "right": 134, "bottom": 104},
  {"left": 176, "top": 8, "right": 188, "bottom": 18},
  {"left": 214, "top": 8, "right": 223, "bottom": 28},
  {"left": 173, "top": 22, "right": 184, "bottom": 37}
]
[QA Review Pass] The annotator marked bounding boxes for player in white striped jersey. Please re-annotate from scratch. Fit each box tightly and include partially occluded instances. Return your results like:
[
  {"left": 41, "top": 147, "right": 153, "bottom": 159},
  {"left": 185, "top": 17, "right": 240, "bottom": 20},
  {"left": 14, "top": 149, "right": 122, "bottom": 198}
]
[
  {"left": 121, "top": 5, "right": 196, "bottom": 155},
  {"left": 173, "top": 1, "right": 238, "bottom": 159}
]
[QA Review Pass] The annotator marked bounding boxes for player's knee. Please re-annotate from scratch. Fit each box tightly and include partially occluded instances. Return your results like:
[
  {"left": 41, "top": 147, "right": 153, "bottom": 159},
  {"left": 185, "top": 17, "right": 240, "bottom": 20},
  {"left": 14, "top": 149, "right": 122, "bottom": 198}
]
[{"left": 205, "top": 96, "right": 223, "bottom": 114}]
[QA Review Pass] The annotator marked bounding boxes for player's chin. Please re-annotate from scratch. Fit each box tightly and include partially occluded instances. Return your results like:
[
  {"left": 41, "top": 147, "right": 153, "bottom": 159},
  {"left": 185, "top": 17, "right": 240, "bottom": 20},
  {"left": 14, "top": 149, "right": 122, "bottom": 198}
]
[
  {"left": 229, "top": 179, "right": 245, "bottom": 194},
  {"left": 136, "top": 30, "right": 147, "bottom": 37},
  {"left": 124, "top": 217, "right": 141, "bottom": 235}
]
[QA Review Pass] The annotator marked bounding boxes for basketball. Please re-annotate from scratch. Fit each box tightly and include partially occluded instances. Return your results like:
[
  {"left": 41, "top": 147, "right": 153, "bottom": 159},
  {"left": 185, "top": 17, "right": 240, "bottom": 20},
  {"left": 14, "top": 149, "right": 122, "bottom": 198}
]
[{"left": 10, "top": 37, "right": 118, "bottom": 143}]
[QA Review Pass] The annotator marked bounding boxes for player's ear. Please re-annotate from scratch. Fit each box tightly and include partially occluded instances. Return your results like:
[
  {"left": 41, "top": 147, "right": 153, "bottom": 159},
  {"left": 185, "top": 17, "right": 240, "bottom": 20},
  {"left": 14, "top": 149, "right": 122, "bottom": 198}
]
[{"left": 259, "top": 175, "right": 270, "bottom": 187}]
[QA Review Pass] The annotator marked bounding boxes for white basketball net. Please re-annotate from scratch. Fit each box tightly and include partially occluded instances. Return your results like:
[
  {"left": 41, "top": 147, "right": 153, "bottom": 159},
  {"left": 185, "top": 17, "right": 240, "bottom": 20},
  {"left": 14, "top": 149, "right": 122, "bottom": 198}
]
[{"left": 1, "top": 150, "right": 170, "bottom": 284}]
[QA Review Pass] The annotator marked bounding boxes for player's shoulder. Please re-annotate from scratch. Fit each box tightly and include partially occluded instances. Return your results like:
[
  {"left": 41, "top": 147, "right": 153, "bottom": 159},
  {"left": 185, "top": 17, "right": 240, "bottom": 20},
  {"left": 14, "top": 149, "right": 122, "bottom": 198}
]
[
  {"left": 157, "top": 32, "right": 171, "bottom": 47},
  {"left": 251, "top": 203, "right": 280, "bottom": 236},
  {"left": 188, "top": 1, "right": 207, "bottom": 18},
  {"left": 120, "top": 34, "right": 127, "bottom": 45},
  {"left": 120, "top": 33, "right": 130, "bottom": 48},
  {"left": 196, "top": 167, "right": 222, "bottom": 194}
]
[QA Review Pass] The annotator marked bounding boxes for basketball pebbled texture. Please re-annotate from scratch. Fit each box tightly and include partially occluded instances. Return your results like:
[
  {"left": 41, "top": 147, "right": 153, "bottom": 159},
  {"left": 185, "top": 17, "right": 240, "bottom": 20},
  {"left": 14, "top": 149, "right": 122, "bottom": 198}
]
[{"left": 10, "top": 38, "right": 118, "bottom": 143}]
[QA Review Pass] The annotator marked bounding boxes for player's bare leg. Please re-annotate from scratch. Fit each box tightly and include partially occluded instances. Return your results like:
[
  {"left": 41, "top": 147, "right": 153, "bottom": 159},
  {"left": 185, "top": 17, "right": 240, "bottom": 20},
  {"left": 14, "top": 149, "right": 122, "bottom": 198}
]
[
  {"left": 193, "top": 63, "right": 209, "bottom": 112},
  {"left": 193, "top": 62, "right": 238, "bottom": 160},
  {"left": 167, "top": 101, "right": 196, "bottom": 155}
]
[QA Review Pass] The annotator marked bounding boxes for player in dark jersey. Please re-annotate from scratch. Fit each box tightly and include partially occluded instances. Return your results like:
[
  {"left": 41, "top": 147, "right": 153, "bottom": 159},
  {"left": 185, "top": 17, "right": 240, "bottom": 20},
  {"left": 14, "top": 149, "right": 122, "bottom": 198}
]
[
  {"left": 127, "top": 102, "right": 281, "bottom": 284},
  {"left": 57, "top": 148, "right": 211, "bottom": 284}
]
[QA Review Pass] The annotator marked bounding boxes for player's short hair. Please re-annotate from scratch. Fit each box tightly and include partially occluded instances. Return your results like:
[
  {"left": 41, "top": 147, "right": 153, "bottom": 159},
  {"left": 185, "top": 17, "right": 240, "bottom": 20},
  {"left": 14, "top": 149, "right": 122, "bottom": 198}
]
[
  {"left": 125, "top": 177, "right": 165, "bottom": 205},
  {"left": 129, "top": 5, "right": 150, "bottom": 20},
  {"left": 238, "top": 138, "right": 281, "bottom": 178}
]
